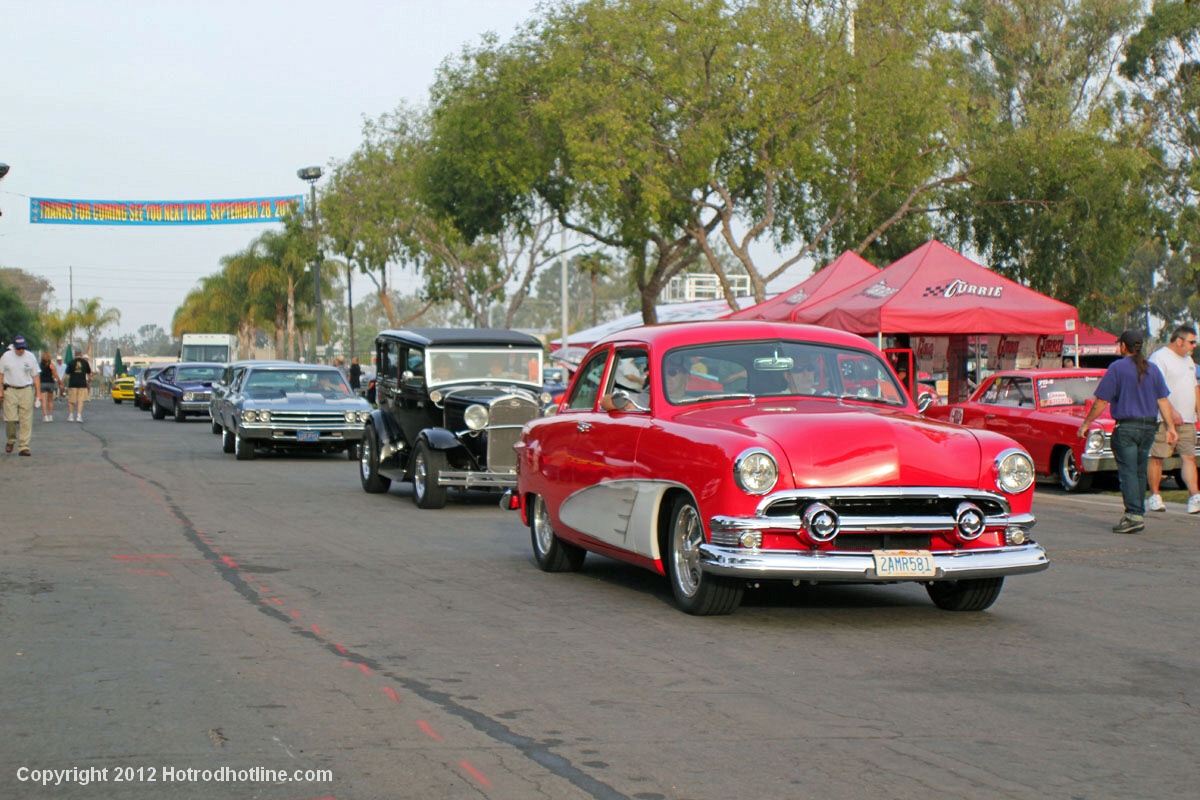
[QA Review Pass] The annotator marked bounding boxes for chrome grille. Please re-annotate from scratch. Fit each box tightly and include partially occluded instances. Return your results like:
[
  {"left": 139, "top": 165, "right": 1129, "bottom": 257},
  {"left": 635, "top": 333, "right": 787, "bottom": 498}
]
[
  {"left": 486, "top": 395, "right": 538, "bottom": 472},
  {"left": 762, "top": 489, "right": 1008, "bottom": 521},
  {"left": 266, "top": 410, "right": 347, "bottom": 428}
]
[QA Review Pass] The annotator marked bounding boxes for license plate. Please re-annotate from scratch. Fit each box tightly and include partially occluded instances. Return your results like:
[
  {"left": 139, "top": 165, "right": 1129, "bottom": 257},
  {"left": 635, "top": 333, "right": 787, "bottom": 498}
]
[
  {"left": 297, "top": 430, "right": 320, "bottom": 442},
  {"left": 872, "top": 549, "right": 936, "bottom": 578}
]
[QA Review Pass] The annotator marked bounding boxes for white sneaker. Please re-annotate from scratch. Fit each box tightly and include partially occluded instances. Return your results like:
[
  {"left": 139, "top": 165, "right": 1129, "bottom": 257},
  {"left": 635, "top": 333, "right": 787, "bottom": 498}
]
[
  {"left": 1146, "top": 494, "right": 1166, "bottom": 512},
  {"left": 1188, "top": 495, "right": 1200, "bottom": 515},
  {"left": 47, "top": 415, "right": 52, "bottom": 422},
  {"left": 67, "top": 413, "right": 74, "bottom": 422},
  {"left": 75, "top": 415, "right": 83, "bottom": 423}
]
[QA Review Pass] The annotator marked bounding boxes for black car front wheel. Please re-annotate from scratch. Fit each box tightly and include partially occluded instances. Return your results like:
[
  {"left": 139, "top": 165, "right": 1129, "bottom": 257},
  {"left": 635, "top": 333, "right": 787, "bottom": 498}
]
[
  {"left": 173, "top": 401, "right": 187, "bottom": 422},
  {"left": 221, "top": 427, "right": 235, "bottom": 454},
  {"left": 412, "top": 440, "right": 448, "bottom": 509},
  {"left": 359, "top": 425, "right": 392, "bottom": 494},
  {"left": 665, "top": 495, "right": 743, "bottom": 615},
  {"left": 234, "top": 428, "right": 256, "bottom": 461},
  {"left": 151, "top": 395, "right": 166, "bottom": 420}
]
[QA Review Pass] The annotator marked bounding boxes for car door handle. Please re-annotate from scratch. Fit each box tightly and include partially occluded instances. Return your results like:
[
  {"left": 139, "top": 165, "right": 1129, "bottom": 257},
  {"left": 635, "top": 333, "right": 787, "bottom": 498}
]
[{"left": 577, "top": 422, "right": 593, "bottom": 433}]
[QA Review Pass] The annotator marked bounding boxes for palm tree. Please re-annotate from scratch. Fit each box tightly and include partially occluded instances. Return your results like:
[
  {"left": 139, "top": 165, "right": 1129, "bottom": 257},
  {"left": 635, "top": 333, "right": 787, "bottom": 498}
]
[
  {"left": 39, "top": 308, "right": 73, "bottom": 355},
  {"left": 72, "top": 298, "right": 121, "bottom": 360},
  {"left": 252, "top": 219, "right": 327, "bottom": 360}
]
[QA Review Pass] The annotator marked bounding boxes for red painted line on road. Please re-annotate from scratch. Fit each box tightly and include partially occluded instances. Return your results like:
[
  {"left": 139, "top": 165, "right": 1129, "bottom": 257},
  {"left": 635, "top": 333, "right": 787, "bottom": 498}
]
[
  {"left": 290, "top": 609, "right": 303, "bottom": 619},
  {"left": 333, "top": 643, "right": 347, "bottom": 655},
  {"left": 382, "top": 686, "right": 400, "bottom": 704},
  {"left": 310, "top": 624, "right": 323, "bottom": 635},
  {"left": 417, "top": 720, "right": 442, "bottom": 741},
  {"left": 271, "top": 597, "right": 284, "bottom": 605},
  {"left": 220, "top": 556, "right": 238, "bottom": 569},
  {"left": 459, "top": 760, "right": 492, "bottom": 787},
  {"left": 342, "top": 660, "right": 372, "bottom": 676}
]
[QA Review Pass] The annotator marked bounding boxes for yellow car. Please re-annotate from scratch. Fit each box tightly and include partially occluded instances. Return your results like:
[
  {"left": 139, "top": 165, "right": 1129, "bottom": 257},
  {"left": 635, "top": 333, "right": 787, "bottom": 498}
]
[{"left": 111, "top": 374, "right": 136, "bottom": 403}]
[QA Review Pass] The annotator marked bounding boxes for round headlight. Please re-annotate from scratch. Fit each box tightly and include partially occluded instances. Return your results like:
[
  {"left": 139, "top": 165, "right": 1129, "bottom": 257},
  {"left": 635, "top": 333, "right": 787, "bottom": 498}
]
[
  {"left": 996, "top": 448, "right": 1035, "bottom": 494},
  {"left": 1085, "top": 430, "right": 1106, "bottom": 453},
  {"left": 464, "top": 404, "right": 489, "bottom": 431},
  {"left": 257, "top": 410, "right": 272, "bottom": 423},
  {"left": 430, "top": 389, "right": 444, "bottom": 404},
  {"left": 241, "top": 409, "right": 257, "bottom": 423},
  {"left": 357, "top": 410, "right": 371, "bottom": 423},
  {"left": 183, "top": 391, "right": 195, "bottom": 402},
  {"left": 344, "top": 411, "right": 357, "bottom": 423},
  {"left": 733, "top": 448, "right": 778, "bottom": 495}
]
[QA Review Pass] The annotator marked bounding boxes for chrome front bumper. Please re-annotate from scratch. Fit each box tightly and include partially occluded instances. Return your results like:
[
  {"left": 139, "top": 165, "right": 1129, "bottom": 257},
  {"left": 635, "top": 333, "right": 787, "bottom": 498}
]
[
  {"left": 698, "top": 543, "right": 1049, "bottom": 583},
  {"left": 438, "top": 469, "right": 517, "bottom": 490}
]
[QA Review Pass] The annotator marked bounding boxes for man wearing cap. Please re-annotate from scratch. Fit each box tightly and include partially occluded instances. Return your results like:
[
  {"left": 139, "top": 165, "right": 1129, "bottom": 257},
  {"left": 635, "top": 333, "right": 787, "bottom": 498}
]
[
  {"left": 0, "top": 335, "right": 43, "bottom": 456},
  {"left": 1077, "top": 329, "right": 1177, "bottom": 534}
]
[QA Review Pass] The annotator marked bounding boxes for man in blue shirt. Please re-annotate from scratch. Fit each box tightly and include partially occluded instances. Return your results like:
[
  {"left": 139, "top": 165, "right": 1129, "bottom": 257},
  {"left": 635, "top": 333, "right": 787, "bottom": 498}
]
[{"left": 1077, "top": 329, "right": 1177, "bottom": 534}]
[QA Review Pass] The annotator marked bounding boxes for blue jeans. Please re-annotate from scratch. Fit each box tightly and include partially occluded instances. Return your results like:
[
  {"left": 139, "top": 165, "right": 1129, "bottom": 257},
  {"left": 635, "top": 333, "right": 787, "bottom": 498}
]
[{"left": 1112, "top": 418, "right": 1157, "bottom": 516}]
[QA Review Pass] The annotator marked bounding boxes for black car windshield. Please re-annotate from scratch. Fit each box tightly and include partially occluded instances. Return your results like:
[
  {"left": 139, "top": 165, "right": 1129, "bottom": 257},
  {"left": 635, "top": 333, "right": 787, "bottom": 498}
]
[
  {"left": 177, "top": 366, "right": 223, "bottom": 382},
  {"left": 243, "top": 369, "right": 352, "bottom": 399},
  {"left": 662, "top": 341, "right": 907, "bottom": 406},
  {"left": 426, "top": 348, "right": 543, "bottom": 386}
]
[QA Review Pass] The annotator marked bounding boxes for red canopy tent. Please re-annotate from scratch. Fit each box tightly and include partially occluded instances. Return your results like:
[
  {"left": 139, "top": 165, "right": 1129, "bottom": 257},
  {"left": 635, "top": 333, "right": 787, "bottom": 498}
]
[
  {"left": 793, "top": 240, "right": 1079, "bottom": 335},
  {"left": 723, "top": 250, "right": 879, "bottom": 321}
]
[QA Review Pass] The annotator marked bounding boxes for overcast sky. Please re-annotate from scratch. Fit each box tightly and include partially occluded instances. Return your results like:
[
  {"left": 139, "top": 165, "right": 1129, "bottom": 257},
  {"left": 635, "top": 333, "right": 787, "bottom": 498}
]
[{"left": 0, "top": 0, "right": 546, "bottom": 338}]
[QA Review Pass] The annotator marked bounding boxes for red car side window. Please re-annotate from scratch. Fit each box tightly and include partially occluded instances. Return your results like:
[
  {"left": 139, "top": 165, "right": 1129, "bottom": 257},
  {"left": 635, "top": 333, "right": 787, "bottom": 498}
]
[{"left": 566, "top": 352, "right": 609, "bottom": 411}]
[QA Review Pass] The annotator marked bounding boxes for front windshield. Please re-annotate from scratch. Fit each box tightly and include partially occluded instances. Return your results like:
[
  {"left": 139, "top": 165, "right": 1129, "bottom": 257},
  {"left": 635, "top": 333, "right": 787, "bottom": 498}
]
[
  {"left": 177, "top": 366, "right": 223, "bottom": 382},
  {"left": 242, "top": 369, "right": 352, "bottom": 399},
  {"left": 426, "top": 348, "right": 543, "bottom": 386},
  {"left": 663, "top": 341, "right": 907, "bottom": 406}
]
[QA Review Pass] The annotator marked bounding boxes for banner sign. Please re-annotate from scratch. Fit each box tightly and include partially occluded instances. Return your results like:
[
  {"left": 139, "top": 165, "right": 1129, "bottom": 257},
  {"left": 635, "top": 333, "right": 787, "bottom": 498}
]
[{"left": 29, "top": 195, "right": 305, "bottom": 225}]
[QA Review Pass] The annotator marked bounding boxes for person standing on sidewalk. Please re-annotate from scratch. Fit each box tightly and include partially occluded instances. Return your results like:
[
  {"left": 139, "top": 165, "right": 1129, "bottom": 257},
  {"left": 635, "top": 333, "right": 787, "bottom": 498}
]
[
  {"left": 1145, "top": 325, "right": 1200, "bottom": 514},
  {"left": 65, "top": 348, "right": 92, "bottom": 423},
  {"left": 38, "top": 351, "right": 57, "bottom": 422},
  {"left": 1, "top": 335, "right": 42, "bottom": 456},
  {"left": 1077, "top": 329, "right": 1177, "bottom": 534}
]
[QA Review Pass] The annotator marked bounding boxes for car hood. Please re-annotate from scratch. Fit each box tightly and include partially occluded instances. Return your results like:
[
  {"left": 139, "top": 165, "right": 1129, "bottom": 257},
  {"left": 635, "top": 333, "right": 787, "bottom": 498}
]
[
  {"left": 175, "top": 380, "right": 214, "bottom": 390},
  {"left": 673, "top": 400, "right": 990, "bottom": 487},
  {"left": 246, "top": 392, "right": 370, "bottom": 409}
]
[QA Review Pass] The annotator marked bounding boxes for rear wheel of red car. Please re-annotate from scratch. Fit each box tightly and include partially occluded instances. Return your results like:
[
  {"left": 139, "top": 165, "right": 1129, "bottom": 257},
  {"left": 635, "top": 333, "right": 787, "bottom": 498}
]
[
  {"left": 529, "top": 494, "right": 585, "bottom": 572},
  {"left": 1054, "top": 447, "right": 1093, "bottom": 492},
  {"left": 412, "top": 440, "right": 448, "bottom": 509},
  {"left": 665, "top": 495, "right": 743, "bottom": 616},
  {"left": 926, "top": 577, "right": 1004, "bottom": 611},
  {"left": 359, "top": 425, "right": 392, "bottom": 494}
]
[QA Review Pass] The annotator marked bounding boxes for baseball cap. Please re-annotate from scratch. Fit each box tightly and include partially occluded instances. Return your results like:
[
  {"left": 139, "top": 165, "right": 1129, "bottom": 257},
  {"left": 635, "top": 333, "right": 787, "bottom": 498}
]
[
  {"left": 13, "top": 334, "right": 26, "bottom": 349},
  {"left": 1118, "top": 329, "right": 1144, "bottom": 349}
]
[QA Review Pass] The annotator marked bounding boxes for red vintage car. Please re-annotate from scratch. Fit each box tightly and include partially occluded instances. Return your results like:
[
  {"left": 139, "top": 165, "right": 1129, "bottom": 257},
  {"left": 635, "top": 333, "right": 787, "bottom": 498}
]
[
  {"left": 509, "top": 321, "right": 1048, "bottom": 615},
  {"left": 924, "top": 369, "right": 1120, "bottom": 492}
]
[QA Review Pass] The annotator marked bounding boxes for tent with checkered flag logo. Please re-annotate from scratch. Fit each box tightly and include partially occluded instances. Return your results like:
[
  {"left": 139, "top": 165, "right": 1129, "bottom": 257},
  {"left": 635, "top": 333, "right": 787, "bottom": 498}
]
[{"left": 792, "top": 240, "right": 1079, "bottom": 337}]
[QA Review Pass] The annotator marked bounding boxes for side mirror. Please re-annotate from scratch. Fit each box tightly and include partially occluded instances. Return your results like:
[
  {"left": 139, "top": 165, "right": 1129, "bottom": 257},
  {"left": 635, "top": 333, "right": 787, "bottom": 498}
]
[{"left": 916, "top": 391, "right": 935, "bottom": 413}]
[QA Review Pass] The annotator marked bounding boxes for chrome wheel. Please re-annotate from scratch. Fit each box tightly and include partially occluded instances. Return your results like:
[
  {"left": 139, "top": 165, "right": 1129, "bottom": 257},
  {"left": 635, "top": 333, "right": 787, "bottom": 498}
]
[{"left": 670, "top": 501, "right": 705, "bottom": 598}]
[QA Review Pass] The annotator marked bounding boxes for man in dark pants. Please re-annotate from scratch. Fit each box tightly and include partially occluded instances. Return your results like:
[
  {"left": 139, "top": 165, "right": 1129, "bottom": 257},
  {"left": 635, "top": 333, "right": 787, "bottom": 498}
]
[{"left": 1077, "top": 329, "right": 1177, "bottom": 534}]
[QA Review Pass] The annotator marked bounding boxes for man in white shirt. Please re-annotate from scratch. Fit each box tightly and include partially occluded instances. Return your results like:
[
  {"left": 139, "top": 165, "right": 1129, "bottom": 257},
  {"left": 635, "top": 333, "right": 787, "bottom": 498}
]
[
  {"left": 0, "top": 334, "right": 43, "bottom": 456},
  {"left": 1147, "top": 325, "right": 1200, "bottom": 513}
]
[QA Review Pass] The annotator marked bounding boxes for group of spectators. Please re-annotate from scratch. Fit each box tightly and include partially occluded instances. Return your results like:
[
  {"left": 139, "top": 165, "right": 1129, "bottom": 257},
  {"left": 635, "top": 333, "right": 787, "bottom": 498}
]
[
  {"left": 1, "top": 337, "right": 93, "bottom": 456},
  {"left": 1078, "top": 325, "right": 1200, "bottom": 534}
]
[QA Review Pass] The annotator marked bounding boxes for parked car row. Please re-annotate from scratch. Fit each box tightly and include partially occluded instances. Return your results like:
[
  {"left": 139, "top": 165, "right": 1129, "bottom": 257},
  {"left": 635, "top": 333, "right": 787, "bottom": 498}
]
[{"left": 111, "top": 322, "right": 1055, "bottom": 617}]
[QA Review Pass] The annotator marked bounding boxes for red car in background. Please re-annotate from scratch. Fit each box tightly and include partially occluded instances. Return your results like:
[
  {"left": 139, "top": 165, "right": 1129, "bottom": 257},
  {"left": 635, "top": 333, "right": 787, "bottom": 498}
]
[
  {"left": 924, "top": 369, "right": 1118, "bottom": 492},
  {"left": 510, "top": 321, "right": 1048, "bottom": 615}
]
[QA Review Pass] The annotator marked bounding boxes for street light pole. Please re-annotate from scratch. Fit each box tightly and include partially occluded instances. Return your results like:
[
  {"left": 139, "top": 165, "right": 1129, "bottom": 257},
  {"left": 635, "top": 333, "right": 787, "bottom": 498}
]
[{"left": 297, "top": 166, "right": 323, "bottom": 363}]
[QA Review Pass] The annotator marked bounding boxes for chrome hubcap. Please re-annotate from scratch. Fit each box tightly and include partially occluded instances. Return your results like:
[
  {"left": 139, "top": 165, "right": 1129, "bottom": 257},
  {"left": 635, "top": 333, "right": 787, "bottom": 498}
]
[{"left": 672, "top": 504, "right": 703, "bottom": 597}]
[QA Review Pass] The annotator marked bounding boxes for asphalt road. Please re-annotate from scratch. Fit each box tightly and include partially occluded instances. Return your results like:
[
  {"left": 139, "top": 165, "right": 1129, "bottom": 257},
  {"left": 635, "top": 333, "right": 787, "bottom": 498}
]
[{"left": 2, "top": 398, "right": 1197, "bottom": 799}]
